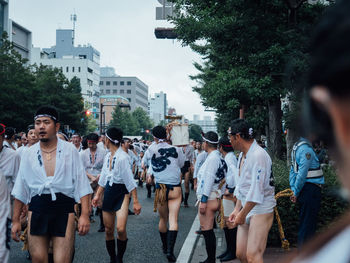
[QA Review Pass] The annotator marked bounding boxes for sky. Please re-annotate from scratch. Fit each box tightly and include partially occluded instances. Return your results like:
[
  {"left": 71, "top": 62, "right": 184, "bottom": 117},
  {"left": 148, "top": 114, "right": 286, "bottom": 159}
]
[{"left": 9, "top": 0, "right": 215, "bottom": 121}]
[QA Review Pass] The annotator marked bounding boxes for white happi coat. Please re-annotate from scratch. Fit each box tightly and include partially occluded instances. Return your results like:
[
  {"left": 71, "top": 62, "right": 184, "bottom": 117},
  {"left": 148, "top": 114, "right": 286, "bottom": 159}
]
[
  {"left": 98, "top": 148, "right": 137, "bottom": 192},
  {"left": 0, "top": 173, "right": 10, "bottom": 263},
  {"left": 193, "top": 151, "right": 208, "bottom": 180},
  {"left": 80, "top": 146, "right": 106, "bottom": 178},
  {"left": 11, "top": 138, "right": 93, "bottom": 204},
  {"left": 0, "top": 146, "right": 20, "bottom": 192},
  {"left": 234, "top": 140, "right": 276, "bottom": 217},
  {"left": 224, "top": 151, "right": 238, "bottom": 190}
]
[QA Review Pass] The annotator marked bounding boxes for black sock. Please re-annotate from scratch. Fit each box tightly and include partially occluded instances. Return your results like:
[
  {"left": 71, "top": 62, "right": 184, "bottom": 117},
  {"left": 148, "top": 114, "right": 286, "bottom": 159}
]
[
  {"left": 106, "top": 239, "right": 116, "bottom": 260},
  {"left": 202, "top": 229, "right": 216, "bottom": 260}
]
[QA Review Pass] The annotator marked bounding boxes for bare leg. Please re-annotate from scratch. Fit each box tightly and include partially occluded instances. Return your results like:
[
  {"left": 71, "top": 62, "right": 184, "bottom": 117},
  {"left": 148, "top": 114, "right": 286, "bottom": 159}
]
[
  {"left": 198, "top": 199, "right": 220, "bottom": 231},
  {"left": 27, "top": 211, "right": 50, "bottom": 263},
  {"left": 103, "top": 211, "right": 116, "bottom": 241},
  {"left": 167, "top": 187, "right": 181, "bottom": 231},
  {"left": 157, "top": 200, "right": 169, "bottom": 233},
  {"left": 116, "top": 194, "right": 130, "bottom": 241},
  {"left": 52, "top": 213, "right": 76, "bottom": 263}
]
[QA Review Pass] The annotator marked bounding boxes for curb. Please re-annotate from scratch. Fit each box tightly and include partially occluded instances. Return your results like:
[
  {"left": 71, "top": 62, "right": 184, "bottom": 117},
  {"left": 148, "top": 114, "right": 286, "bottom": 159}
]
[{"left": 177, "top": 214, "right": 200, "bottom": 263}]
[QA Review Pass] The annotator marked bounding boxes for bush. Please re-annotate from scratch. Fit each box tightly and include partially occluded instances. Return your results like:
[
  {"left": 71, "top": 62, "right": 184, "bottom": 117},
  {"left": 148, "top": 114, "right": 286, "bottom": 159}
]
[{"left": 268, "top": 159, "right": 349, "bottom": 247}]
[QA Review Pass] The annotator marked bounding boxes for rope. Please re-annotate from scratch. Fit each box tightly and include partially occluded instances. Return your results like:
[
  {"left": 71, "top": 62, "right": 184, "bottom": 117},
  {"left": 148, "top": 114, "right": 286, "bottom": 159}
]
[
  {"left": 20, "top": 227, "right": 28, "bottom": 251},
  {"left": 154, "top": 184, "right": 167, "bottom": 212},
  {"left": 216, "top": 179, "right": 226, "bottom": 229},
  {"left": 274, "top": 188, "right": 294, "bottom": 250}
]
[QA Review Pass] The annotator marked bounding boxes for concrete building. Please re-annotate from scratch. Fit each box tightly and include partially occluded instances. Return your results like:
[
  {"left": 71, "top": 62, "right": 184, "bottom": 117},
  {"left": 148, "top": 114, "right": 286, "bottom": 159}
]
[
  {"left": 189, "top": 115, "right": 217, "bottom": 133},
  {"left": 8, "top": 19, "right": 32, "bottom": 61},
  {"left": 100, "top": 95, "right": 130, "bottom": 130},
  {"left": 31, "top": 29, "right": 100, "bottom": 116},
  {"left": 148, "top": 91, "right": 168, "bottom": 125},
  {"left": 0, "top": 0, "right": 9, "bottom": 44},
  {"left": 99, "top": 67, "right": 149, "bottom": 112}
]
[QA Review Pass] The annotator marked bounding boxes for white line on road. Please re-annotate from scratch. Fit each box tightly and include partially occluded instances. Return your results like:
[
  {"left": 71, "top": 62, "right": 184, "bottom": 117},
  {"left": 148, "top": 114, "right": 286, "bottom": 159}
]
[{"left": 177, "top": 214, "right": 200, "bottom": 263}]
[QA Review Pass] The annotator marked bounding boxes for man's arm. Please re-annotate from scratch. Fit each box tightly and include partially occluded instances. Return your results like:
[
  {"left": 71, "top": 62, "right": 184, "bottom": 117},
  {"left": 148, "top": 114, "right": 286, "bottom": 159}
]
[
  {"left": 78, "top": 194, "right": 91, "bottom": 236},
  {"left": 130, "top": 188, "right": 141, "bottom": 215},
  {"left": 11, "top": 199, "right": 25, "bottom": 242}
]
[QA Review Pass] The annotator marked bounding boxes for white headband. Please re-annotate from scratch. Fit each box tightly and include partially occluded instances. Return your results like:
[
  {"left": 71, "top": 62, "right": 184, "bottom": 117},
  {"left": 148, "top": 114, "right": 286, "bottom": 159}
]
[
  {"left": 34, "top": 114, "right": 57, "bottom": 121},
  {"left": 153, "top": 136, "right": 166, "bottom": 142},
  {"left": 202, "top": 136, "right": 219, "bottom": 144},
  {"left": 106, "top": 133, "right": 119, "bottom": 144}
]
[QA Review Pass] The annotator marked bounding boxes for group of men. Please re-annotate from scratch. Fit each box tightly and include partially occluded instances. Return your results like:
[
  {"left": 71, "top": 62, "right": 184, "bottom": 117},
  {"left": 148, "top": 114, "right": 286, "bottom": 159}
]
[{"left": 0, "top": 105, "right": 325, "bottom": 263}]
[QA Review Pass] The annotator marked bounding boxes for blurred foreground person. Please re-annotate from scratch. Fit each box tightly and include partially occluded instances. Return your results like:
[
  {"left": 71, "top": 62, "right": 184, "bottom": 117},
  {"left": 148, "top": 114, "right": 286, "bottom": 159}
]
[
  {"left": 288, "top": 0, "right": 350, "bottom": 262},
  {"left": 0, "top": 172, "right": 10, "bottom": 263}
]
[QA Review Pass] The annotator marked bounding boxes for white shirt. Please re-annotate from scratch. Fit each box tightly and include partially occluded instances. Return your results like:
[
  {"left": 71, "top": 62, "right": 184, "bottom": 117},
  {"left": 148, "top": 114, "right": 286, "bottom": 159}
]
[
  {"left": 143, "top": 142, "right": 185, "bottom": 185},
  {"left": 80, "top": 147, "right": 106, "bottom": 177},
  {"left": 183, "top": 145, "right": 195, "bottom": 163},
  {"left": 197, "top": 150, "right": 226, "bottom": 199},
  {"left": 234, "top": 140, "right": 276, "bottom": 215},
  {"left": 16, "top": 145, "right": 27, "bottom": 159},
  {"left": 128, "top": 149, "right": 138, "bottom": 170},
  {"left": 294, "top": 226, "right": 350, "bottom": 263},
  {"left": 193, "top": 151, "right": 208, "bottom": 179},
  {"left": 98, "top": 148, "right": 137, "bottom": 192},
  {"left": 0, "top": 173, "right": 10, "bottom": 263},
  {"left": 11, "top": 138, "right": 93, "bottom": 204},
  {"left": 0, "top": 146, "right": 20, "bottom": 192},
  {"left": 224, "top": 152, "right": 238, "bottom": 189}
]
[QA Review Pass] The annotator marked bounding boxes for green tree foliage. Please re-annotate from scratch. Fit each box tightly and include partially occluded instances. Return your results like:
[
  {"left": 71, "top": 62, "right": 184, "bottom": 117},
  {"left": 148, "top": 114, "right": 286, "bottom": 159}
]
[
  {"left": 0, "top": 34, "right": 87, "bottom": 133},
  {"left": 132, "top": 107, "right": 154, "bottom": 133},
  {"left": 171, "top": 0, "right": 326, "bottom": 157},
  {"left": 189, "top": 124, "right": 202, "bottom": 141}
]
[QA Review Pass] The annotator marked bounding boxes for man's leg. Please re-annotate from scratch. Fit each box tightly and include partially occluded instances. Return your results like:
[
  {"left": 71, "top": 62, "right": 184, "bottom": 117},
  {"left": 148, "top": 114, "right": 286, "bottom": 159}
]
[
  {"left": 52, "top": 213, "right": 76, "bottom": 263},
  {"left": 246, "top": 212, "right": 274, "bottom": 263},
  {"left": 184, "top": 171, "right": 190, "bottom": 207},
  {"left": 236, "top": 224, "right": 249, "bottom": 263},
  {"left": 27, "top": 212, "right": 50, "bottom": 263},
  {"left": 116, "top": 195, "right": 130, "bottom": 263},
  {"left": 103, "top": 211, "right": 116, "bottom": 262}
]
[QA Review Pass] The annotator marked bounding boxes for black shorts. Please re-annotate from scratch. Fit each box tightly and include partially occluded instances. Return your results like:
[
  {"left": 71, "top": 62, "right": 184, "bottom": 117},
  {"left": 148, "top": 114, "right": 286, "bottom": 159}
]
[
  {"left": 28, "top": 193, "right": 75, "bottom": 237},
  {"left": 181, "top": 161, "right": 191, "bottom": 175},
  {"left": 102, "top": 183, "right": 129, "bottom": 212}
]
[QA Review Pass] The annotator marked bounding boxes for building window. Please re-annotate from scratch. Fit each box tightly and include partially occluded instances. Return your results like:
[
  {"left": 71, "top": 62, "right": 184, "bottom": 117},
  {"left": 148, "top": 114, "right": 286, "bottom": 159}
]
[
  {"left": 66, "top": 66, "right": 69, "bottom": 72},
  {"left": 87, "top": 79, "right": 93, "bottom": 86},
  {"left": 72, "top": 67, "right": 75, "bottom": 72},
  {"left": 78, "top": 67, "right": 81, "bottom": 72},
  {"left": 127, "top": 98, "right": 131, "bottom": 102},
  {"left": 106, "top": 89, "right": 111, "bottom": 94},
  {"left": 87, "top": 67, "right": 93, "bottom": 73},
  {"left": 106, "top": 81, "right": 111, "bottom": 86},
  {"left": 113, "top": 89, "right": 117, "bottom": 94},
  {"left": 127, "top": 90, "right": 131, "bottom": 94},
  {"left": 99, "top": 81, "right": 104, "bottom": 85},
  {"left": 120, "top": 90, "right": 124, "bottom": 94},
  {"left": 127, "top": 81, "right": 131, "bottom": 86},
  {"left": 120, "top": 81, "right": 125, "bottom": 86},
  {"left": 113, "top": 81, "right": 118, "bottom": 86}
]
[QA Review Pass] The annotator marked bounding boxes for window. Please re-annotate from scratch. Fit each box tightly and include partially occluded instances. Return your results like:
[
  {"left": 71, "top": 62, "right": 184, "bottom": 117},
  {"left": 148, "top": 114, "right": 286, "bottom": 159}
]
[
  {"left": 113, "top": 81, "right": 118, "bottom": 86},
  {"left": 87, "top": 67, "right": 93, "bottom": 73},
  {"left": 72, "top": 67, "right": 75, "bottom": 72},
  {"left": 127, "top": 81, "right": 131, "bottom": 86},
  {"left": 127, "top": 98, "right": 131, "bottom": 102},
  {"left": 113, "top": 89, "right": 117, "bottom": 94},
  {"left": 120, "top": 81, "right": 125, "bottom": 86},
  {"left": 79, "top": 55, "right": 87, "bottom": 59},
  {"left": 106, "top": 89, "right": 111, "bottom": 94},
  {"left": 87, "top": 79, "right": 93, "bottom": 86},
  {"left": 78, "top": 67, "right": 81, "bottom": 72},
  {"left": 127, "top": 90, "right": 131, "bottom": 94},
  {"left": 120, "top": 90, "right": 124, "bottom": 94},
  {"left": 99, "top": 81, "right": 104, "bottom": 85},
  {"left": 66, "top": 66, "right": 69, "bottom": 73},
  {"left": 106, "top": 81, "right": 111, "bottom": 86}
]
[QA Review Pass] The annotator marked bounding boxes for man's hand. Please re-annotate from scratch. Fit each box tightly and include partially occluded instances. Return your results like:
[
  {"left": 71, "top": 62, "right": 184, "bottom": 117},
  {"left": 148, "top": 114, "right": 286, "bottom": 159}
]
[
  {"left": 78, "top": 214, "right": 90, "bottom": 236},
  {"left": 228, "top": 207, "right": 240, "bottom": 224},
  {"left": 133, "top": 201, "right": 141, "bottom": 215},
  {"left": 290, "top": 195, "right": 297, "bottom": 203},
  {"left": 11, "top": 221, "right": 22, "bottom": 242},
  {"left": 92, "top": 194, "right": 100, "bottom": 208},
  {"left": 233, "top": 211, "right": 246, "bottom": 226},
  {"left": 199, "top": 202, "right": 207, "bottom": 215}
]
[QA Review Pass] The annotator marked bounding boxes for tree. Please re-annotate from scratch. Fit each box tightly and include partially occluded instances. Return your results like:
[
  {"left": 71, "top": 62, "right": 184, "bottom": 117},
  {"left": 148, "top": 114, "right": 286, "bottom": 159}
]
[
  {"left": 171, "top": 0, "right": 326, "bottom": 158},
  {"left": 189, "top": 124, "right": 202, "bottom": 141},
  {"left": 109, "top": 106, "right": 138, "bottom": 135},
  {"left": 132, "top": 107, "right": 154, "bottom": 135}
]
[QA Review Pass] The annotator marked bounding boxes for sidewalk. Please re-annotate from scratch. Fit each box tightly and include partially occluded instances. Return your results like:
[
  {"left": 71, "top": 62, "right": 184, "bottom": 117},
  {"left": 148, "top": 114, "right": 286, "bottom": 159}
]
[{"left": 179, "top": 215, "right": 295, "bottom": 263}]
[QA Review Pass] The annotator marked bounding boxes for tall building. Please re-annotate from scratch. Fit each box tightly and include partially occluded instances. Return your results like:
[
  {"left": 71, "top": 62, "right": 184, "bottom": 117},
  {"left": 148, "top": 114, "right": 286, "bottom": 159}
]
[
  {"left": 0, "top": 0, "right": 9, "bottom": 44},
  {"left": 148, "top": 91, "right": 168, "bottom": 125},
  {"left": 189, "top": 115, "right": 217, "bottom": 133},
  {"left": 99, "top": 67, "right": 149, "bottom": 112},
  {"left": 31, "top": 29, "right": 100, "bottom": 117},
  {"left": 8, "top": 19, "right": 32, "bottom": 61}
]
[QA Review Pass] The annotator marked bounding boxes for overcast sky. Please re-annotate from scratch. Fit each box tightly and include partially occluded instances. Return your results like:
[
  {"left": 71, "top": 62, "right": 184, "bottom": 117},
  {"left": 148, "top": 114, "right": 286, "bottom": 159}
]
[{"left": 9, "top": 0, "right": 215, "bottom": 120}]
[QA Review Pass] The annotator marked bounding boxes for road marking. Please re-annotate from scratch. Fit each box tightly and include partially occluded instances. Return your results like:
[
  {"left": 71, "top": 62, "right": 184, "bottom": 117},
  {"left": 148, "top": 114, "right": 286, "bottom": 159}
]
[{"left": 177, "top": 214, "right": 200, "bottom": 263}]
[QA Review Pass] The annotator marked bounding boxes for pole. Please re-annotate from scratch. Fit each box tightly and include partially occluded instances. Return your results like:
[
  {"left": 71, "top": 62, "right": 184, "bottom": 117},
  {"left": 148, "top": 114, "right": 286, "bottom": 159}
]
[{"left": 100, "top": 103, "right": 103, "bottom": 135}]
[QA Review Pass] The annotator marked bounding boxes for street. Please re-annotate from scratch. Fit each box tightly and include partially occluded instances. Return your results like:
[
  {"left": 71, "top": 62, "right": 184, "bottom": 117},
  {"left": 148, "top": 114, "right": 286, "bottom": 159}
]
[{"left": 9, "top": 184, "right": 198, "bottom": 263}]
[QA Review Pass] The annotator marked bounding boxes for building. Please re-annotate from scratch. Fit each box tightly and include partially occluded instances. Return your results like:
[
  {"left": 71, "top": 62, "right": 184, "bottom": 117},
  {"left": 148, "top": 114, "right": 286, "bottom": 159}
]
[
  {"left": 99, "top": 95, "right": 130, "bottom": 130},
  {"left": 99, "top": 67, "right": 149, "bottom": 112},
  {"left": 8, "top": 19, "right": 32, "bottom": 61},
  {"left": 167, "top": 107, "right": 176, "bottom": 116},
  {"left": 0, "top": 0, "right": 9, "bottom": 44},
  {"left": 148, "top": 91, "right": 168, "bottom": 125},
  {"left": 31, "top": 29, "right": 100, "bottom": 117},
  {"left": 189, "top": 115, "right": 217, "bottom": 133}
]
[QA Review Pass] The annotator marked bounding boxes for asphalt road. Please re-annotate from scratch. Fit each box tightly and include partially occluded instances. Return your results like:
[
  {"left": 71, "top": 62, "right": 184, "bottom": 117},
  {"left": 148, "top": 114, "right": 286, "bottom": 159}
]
[{"left": 9, "top": 184, "right": 197, "bottom": 263}]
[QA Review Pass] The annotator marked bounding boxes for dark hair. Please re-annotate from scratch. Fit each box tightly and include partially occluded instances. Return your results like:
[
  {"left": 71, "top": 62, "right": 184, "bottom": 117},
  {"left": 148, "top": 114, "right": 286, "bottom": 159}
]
[
  {"left": 4, "top": 127, "right": 16, "bottom": 139},
  {"left": 106, "top": 127, "right": 123, "bottom": 146},
  {"left": 86, "top": 133, "right": 99, "bottom": 142},
  {"left": 203, "top": 131, "right": 219, "bottom": 148},
  {"left": 35, "top": 106, "right": 59, "bottom": 123},
  {"left": 81, "top": 136, "right": 88, "bottom": 150},
  {"left": 129, "top": 145, "right": 134, "bottom": 151},
  {"left": 15, "top": 135, "right": 22, "bottom": 141},
  {"left": 219, "top": 137, "right": 233, "bottom": 153},
  {"left": 26, "top": 125, "right": 35, "bottom": 137},
  {"left": 152, "top": 126, "right": 167, "bottom": 140},
  {"left": 229, "top": 119, "right": 254, "bottom": 140},
  {"left": 58, "top": 130, "right": 69, "bottom": 141}
]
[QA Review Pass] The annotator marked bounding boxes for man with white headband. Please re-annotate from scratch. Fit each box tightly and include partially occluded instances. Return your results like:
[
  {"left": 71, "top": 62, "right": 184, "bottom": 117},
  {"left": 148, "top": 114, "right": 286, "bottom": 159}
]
[
  {"left": 142, "top": 125, "right": 185, "bottom": 262},
  {"left": 196, "top": 131, "right": 227, "bottom": 263},
  {"left": 92, "top": 127, "right": 141, "bottom": 263},
  {"left": 228, "top": 119, "right": 275, "bottom": 263},
  {"left": 11, "top": 106, "right": 92, "bottom": 263},
  {"left": 72, "top": 133, "right": 82, "bottom": 152}
]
